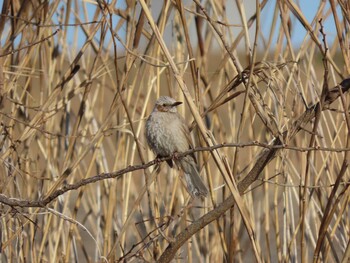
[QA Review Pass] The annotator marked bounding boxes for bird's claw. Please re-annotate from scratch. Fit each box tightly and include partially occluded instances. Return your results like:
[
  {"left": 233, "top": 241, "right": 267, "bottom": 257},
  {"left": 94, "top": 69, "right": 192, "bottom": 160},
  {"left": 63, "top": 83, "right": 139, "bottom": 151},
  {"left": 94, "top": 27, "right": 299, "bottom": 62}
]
[
  {"left": 172, "top": 151, "right": 180, "bottom": 160},
  {"left": 155, "top": 155, "right": 163, "bottom": 163}
]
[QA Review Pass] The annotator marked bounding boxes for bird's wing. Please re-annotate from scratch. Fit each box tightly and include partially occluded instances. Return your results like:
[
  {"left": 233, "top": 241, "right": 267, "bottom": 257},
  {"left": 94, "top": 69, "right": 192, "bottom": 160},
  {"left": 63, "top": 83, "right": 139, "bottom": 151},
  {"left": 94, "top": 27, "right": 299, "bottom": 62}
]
[{"left": 179, "top": 117, "right": 197, "bottom": 163}]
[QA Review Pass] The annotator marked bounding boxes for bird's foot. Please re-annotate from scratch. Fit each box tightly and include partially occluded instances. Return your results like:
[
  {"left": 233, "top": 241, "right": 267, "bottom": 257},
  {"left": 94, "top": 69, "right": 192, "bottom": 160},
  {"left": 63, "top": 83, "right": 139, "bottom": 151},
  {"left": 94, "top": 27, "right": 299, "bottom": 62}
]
[
  {"left": 155, "top": 155, "right": 163, "bottom": 163},
  {"left": 172, "top": 151, "right": 180, "bottom": 160}
]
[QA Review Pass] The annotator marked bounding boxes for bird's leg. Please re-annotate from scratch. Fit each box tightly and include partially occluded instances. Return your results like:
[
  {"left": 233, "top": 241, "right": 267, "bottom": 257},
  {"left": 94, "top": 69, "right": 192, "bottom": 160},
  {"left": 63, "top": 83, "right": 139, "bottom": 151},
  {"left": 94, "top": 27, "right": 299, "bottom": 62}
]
[
  {"left": 155, "top": 154, "right": 163, "bottom": 163},
  {"left": 172, "top": 151, "right": 180, "bottom": 160}
]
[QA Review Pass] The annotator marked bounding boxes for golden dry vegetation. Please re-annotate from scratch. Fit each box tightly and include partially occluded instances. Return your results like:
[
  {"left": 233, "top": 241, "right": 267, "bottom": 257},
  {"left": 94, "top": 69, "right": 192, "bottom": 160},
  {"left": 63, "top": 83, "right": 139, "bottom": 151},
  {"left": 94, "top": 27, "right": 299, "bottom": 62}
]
[{"left": 0, "top": 0, "right": 349, "bottom": 262}]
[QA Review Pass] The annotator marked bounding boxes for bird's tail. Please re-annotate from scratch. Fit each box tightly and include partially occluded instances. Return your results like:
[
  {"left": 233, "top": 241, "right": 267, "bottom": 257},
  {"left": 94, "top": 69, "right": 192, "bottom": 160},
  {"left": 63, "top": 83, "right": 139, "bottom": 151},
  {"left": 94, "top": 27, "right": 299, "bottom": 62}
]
[{"left": 180, "top": 156, "right": 208, "bottom": 198}]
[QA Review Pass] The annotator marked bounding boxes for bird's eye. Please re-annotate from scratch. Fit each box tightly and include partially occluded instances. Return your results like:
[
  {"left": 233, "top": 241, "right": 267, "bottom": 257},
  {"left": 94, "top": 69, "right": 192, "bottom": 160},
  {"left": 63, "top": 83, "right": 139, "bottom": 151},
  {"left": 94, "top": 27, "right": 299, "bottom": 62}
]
[{"left": 162, "top": 103, "right": 166, "bottom": 107}]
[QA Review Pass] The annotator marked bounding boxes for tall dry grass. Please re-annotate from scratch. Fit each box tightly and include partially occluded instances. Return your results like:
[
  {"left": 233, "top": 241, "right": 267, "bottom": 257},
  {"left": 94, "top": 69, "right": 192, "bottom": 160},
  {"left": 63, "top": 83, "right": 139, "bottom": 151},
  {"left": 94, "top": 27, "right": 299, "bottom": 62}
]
[{"left": 0, "top": 0, "right": 349, "bottom": 262}]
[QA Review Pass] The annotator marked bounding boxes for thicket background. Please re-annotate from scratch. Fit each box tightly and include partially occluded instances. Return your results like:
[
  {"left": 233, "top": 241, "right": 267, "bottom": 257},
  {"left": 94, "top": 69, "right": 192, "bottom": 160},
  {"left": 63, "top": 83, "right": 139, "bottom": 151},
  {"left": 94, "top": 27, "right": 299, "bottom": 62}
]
[{"left": 0, "top": 0, "right": 349, "bottom": 262}]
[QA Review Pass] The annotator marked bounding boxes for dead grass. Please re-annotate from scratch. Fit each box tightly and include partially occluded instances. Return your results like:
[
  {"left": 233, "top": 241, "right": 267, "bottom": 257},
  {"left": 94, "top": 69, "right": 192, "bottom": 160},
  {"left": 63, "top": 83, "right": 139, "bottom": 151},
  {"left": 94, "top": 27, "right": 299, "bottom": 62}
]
[{"left": 0, "top": 0, "right": 349, "bottom": 262}]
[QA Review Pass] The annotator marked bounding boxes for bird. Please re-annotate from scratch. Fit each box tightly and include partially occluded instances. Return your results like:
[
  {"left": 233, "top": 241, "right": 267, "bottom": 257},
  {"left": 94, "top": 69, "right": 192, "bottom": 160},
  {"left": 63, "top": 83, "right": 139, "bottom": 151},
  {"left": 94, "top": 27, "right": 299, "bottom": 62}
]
[{"left": 145, "top": 96, "right": 208, "bottom": 198}]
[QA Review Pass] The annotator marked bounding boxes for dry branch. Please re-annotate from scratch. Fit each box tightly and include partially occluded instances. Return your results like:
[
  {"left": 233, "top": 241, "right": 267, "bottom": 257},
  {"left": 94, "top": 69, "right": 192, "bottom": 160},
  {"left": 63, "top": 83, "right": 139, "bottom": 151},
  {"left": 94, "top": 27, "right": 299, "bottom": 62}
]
[{"left": 3, "top": 138, "right": 350, "bottom": 209}]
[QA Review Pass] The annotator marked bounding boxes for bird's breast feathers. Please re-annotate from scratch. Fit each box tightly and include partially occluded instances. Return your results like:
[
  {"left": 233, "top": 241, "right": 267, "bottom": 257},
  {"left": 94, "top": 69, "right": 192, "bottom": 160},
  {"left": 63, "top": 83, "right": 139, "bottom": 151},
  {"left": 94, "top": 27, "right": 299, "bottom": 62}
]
[{"left": 146, "top": 112, "right": 189, "bottom": 154}]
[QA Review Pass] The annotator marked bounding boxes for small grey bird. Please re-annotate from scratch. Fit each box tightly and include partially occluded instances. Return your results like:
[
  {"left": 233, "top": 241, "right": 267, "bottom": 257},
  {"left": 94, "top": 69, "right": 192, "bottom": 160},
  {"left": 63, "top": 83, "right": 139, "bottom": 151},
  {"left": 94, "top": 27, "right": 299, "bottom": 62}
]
[{"left": 145, "top": 96, "right": 208, "bottom": 198}]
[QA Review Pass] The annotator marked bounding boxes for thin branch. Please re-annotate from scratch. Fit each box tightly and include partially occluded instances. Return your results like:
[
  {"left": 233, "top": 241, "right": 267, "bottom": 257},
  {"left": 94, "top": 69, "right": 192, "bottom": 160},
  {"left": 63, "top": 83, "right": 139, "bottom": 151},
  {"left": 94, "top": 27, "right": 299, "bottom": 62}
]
[
  {"left": 1, "top": 140, "right": 350, "bottom": 208},
  {"left": 0, "top": 29, "right": 59, "bottom": 57},
  {"left": 0, "top": 14, "right": 99, "bottom": 27}
]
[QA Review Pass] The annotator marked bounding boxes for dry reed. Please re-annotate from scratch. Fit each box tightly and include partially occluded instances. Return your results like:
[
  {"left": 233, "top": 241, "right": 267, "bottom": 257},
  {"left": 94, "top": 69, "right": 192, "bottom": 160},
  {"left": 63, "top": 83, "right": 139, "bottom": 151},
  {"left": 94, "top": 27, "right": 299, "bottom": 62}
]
[{"left": 0, "top": 0, "right": 349, "bottom": 262}]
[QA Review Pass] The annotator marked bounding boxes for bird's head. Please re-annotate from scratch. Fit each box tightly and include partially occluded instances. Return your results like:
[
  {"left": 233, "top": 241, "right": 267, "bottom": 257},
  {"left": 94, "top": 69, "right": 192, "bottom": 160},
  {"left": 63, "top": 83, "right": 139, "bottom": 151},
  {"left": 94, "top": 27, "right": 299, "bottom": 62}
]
[{"left": 154, "top": 96, "right": 182, "bottom": 113}]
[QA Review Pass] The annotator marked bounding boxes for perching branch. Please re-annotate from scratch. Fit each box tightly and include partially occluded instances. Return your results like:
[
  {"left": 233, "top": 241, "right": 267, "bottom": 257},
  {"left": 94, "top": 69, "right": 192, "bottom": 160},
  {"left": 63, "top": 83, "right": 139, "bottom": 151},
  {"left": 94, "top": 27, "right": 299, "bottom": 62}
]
[{"left": 1, "top": 136, "right": 350, "bottom": 208}]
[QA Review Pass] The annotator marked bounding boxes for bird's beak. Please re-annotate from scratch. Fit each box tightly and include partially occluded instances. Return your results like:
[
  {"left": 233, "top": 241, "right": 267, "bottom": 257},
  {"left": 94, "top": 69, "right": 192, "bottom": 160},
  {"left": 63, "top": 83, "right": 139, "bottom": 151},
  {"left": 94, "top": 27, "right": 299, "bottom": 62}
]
[{"left": 172, "top": 101, "right": 182, "bottom": 107}]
